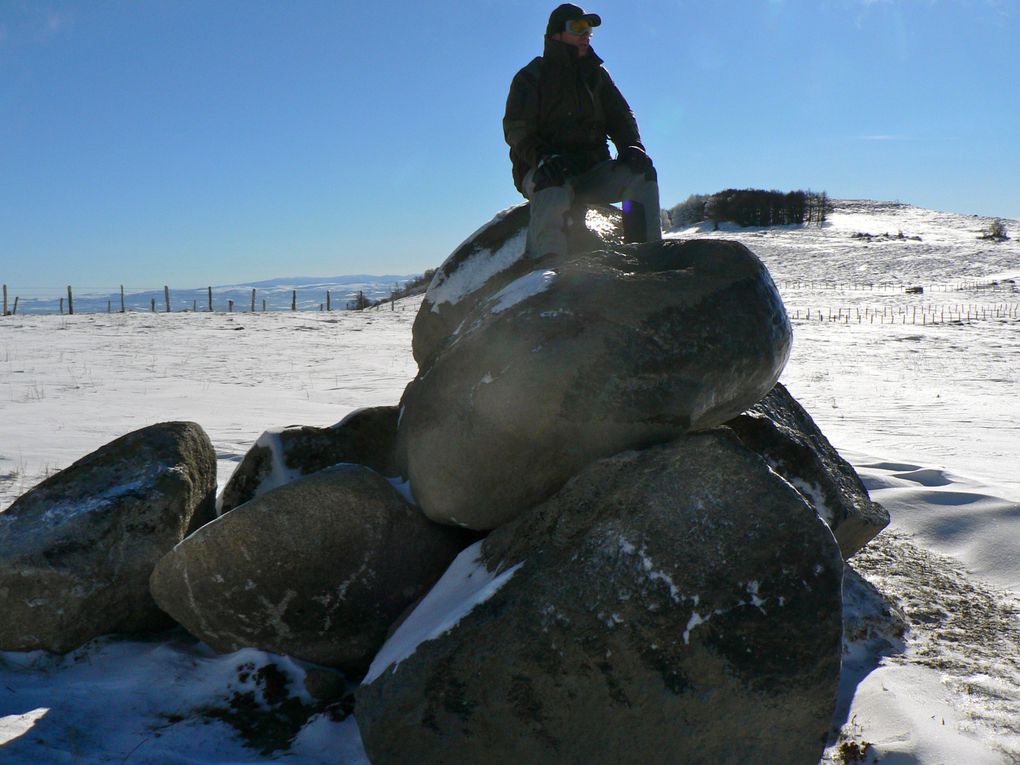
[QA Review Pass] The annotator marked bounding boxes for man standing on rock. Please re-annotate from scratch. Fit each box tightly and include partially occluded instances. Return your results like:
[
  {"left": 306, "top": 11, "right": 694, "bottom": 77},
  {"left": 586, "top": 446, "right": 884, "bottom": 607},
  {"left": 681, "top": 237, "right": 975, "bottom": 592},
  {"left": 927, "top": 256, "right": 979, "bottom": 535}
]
[{"left": 504, "top": 4, "right": 662, "bottom": 259}]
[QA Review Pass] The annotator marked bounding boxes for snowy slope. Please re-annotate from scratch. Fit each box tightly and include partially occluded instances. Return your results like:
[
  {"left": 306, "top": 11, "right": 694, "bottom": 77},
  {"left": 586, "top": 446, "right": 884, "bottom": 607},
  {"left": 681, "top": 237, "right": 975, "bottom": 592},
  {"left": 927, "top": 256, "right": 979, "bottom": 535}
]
[
  {"left": 2, "top": 199, "right": 1019, "bottom": 763},
  {"left": 676, "top": 199, "right": 1020, "bottom": 284}
]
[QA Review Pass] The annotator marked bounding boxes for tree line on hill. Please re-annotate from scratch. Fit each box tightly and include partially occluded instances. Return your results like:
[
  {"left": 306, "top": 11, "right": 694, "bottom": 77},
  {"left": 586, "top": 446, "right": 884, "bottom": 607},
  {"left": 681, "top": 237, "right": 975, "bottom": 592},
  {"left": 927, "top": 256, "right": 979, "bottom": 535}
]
[
  {"left": 667, "top": 189, "right": 834, "bottom": 230},
  {"left": 372, "top": 269, "right": 437, "bottom": 307}
]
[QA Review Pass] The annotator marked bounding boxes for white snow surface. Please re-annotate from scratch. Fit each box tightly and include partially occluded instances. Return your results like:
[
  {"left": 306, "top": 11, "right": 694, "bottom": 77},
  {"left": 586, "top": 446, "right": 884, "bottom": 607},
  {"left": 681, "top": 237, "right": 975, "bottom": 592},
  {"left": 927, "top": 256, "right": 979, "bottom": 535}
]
[{"left": 1, "top": 199, "right": 1019, "bottom": 763}]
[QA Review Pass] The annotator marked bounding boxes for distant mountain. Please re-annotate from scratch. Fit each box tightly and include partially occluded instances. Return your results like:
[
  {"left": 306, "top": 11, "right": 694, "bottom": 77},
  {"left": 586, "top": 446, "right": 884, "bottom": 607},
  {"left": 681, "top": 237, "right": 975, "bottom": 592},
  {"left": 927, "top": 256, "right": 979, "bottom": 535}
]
[
  {"left": 8, "top": 275, "right": 420, "bottom": 315},
  {"left": 224, "top": 274, "right": 416, "bottom": 290}
]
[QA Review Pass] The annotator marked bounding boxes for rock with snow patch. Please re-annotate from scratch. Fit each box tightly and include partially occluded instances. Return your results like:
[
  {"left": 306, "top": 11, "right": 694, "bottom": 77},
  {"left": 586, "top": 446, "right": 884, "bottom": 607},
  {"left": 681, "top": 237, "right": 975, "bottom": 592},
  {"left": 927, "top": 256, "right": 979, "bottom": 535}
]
[
  {"left": 220, "top": 406, "right": 401, "bottom": 513},
  {"left": 0, "top": 421, "right": 217, "bottom": 652},
  {"left": 725, "top": 382, "right": 889, "bottom": 557},
  {"left": 356, "top": 430, "right": 843, "bottom": 765},
  {"left": 413, "top": 202, "right": 625, "bottom": 368},
  {"left": 399, "top": 238, "right": 792, "bottom": 530},
  {"left": 150, "top": 463, "right": 474, "bottom": 679}
]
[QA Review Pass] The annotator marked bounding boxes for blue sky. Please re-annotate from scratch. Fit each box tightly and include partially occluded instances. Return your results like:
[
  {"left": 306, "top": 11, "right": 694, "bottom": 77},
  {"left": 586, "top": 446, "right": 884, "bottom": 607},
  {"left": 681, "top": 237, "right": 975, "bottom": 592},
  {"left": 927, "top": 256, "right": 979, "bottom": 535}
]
[{"left": 2, "top": 0, "right": 1017, "bottom": 291}]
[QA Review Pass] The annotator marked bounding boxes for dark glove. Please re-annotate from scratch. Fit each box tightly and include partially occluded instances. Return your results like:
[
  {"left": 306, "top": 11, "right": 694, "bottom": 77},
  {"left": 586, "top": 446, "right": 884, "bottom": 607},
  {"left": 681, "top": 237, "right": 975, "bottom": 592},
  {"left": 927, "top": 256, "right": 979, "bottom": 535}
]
[
  {"left": 618, "top": 145, "right": 655, "bottom": 177},
  {"left": 532, "top": 154, "right": 571, "bottom": 192}
]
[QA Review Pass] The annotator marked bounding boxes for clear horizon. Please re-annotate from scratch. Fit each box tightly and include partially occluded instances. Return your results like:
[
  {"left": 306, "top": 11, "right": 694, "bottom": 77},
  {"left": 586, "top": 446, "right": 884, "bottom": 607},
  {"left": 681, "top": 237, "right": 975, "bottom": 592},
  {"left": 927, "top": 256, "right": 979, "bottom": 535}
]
[{"left": 2, "top": 0, "right": 1018, "bottom": 293}]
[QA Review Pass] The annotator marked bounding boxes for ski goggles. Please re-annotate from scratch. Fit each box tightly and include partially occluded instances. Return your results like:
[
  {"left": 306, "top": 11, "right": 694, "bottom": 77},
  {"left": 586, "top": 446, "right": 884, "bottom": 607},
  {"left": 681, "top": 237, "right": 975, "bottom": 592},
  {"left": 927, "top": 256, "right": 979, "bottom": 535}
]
[{"left": 564, "top": 18, "right": 595, "bottom": 35}]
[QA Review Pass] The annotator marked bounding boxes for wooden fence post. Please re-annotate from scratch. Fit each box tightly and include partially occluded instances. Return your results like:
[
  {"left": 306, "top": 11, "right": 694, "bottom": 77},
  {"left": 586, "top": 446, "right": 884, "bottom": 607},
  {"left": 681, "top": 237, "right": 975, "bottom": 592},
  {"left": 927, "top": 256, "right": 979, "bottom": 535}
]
[
  {"left": 207, "top": 287, "right": 213, "bottom": 312},
  {"left": 67, "top": 285, "right": 74, "bottom": 315},
  {"left": 291, "top": 290, "right": 296, "bottom": 311},
  {"left": 262, "top": 299, "right": 267, "bottom": 312},
  {"left": 326, "top": 290, "right": 331, "bottom": 311},
  {"left": 60, "top": 297, "right": 64, "bottom": 314},
  {"left": 120, "top": 285, "right": 125, "bottom": 313},
  {"left": 151, "top": 298, "right": 156, "bottom": 312},
  {"left": 107, "top": 300, "right": 112, "bottom": 313},
  {"left": 250, "top": 289, "right": 256, "bottom": 312},
  {"left": 164, "top": 286, "right": 171, "bottom": 313},
  {"left": 11, "top": 297, "right": 18, "bottom": 315},
  {"left": 2, "top": 284, "right": 7, "bottom": 316},
  {"left": 228, "top": 299, "right": 234, "bottom": 312}
]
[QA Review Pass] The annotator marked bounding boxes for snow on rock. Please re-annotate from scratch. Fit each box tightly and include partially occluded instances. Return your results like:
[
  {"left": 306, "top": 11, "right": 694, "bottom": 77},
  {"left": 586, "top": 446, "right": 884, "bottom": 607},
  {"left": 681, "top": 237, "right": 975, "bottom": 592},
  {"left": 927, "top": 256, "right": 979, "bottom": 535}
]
[
  {"left": 426, "top": 215, "right": 528, "bottom": 311},
  {"left": 218, "top": 405, "right": 403, "bottom": 514},
  {"left": 617, "top": 534, "right": 684, "bottom": 603},
  {"left": 0, "top": 421, "right": 217, "bottom": 653},
  {"left": 485, "top": 269, "right": 556, "bottom": 315},
  {"left": 250, "top": 428, "right": 304, "bottom": 494},
  {"left": 32, "top": 466, "right": 165, "bottom": 528},
  {"left": 423, "top": 203, "right": 622, "bottom": 313},
  {"left": 363, "top": 541, "right": 524, "bottom": 684},
  {"left": 788, "top": 475, "right": 836, "bottom": 526},
  {"left": 411, "top": 202, "right": 625, "bottom": 367}
]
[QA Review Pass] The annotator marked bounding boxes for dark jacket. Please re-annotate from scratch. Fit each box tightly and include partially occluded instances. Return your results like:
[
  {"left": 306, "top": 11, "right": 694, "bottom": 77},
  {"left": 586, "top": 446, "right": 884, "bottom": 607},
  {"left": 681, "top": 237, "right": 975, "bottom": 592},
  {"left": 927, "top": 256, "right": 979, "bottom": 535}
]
[{"left": 503, "top": 37, "right": 644, "bottom": 194}]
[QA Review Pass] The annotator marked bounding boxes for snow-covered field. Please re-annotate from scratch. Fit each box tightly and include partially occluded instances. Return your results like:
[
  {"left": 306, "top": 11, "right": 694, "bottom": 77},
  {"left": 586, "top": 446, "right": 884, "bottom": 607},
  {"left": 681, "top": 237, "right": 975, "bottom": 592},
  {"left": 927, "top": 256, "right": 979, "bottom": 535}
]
[{"left": 1, "top": 200, "right": 1018, "bottom": 763}]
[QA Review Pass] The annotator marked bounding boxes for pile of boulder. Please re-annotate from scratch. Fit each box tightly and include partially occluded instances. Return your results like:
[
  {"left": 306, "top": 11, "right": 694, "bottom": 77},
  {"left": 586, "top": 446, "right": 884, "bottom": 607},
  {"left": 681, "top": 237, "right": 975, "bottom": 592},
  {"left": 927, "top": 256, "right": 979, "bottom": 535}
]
[{"left": 0, "top": 202, "right": 889, "bottom": 764}]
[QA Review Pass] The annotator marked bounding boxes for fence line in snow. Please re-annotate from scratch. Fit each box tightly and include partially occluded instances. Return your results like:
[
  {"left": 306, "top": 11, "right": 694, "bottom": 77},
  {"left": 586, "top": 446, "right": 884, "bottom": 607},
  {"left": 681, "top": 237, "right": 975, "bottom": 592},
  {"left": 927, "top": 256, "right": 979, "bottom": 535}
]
[
  {"left": 790, "top": 303, "right": 1020, "bottom": 325},
  {"left": 1, "top": 284, "right": 406, "bottom": 316},
  {"left": 775, "top": 279, "right": 1018, "bottom": 294}
]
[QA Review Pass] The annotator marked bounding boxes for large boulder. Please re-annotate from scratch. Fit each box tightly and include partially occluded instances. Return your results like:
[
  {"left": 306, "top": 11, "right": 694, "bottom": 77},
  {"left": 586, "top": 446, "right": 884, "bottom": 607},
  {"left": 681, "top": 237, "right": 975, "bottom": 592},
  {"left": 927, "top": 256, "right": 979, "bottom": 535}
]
[
  {"left": 413, "top": 202, "right": 625, "bottom": 367},
  {"left": 0, "top": 422, "right": 217, "bottom": 652},
  {"left": 357, "top": 431, "right": 843, "bottom": 765},
  {"left": 220, "top": 406, "right": 400, "bottom": 513},
  {"left": 150, "top": 464, "right": 474, "bottom": 679},
  {"left": 725, "top": 382, "right": 890, "bottom": 558},
  {"left": 398, "top": 238, "right": 792, "bottom": 530}
]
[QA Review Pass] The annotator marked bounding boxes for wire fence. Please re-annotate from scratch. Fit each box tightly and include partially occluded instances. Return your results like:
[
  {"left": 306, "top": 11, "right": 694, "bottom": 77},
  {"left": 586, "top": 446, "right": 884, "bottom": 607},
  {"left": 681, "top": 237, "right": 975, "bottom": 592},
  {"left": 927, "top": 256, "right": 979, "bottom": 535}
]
[
  {"left": 1, "top": 283, "right": 409, "bottom": 316},
  {"left": 4, "top": 279, "right": 1018, "bottom": 323},
  {"left": 777, "top": 277, "right": 1020, "bottom": 326},
  {"left": 789, "top": 303, "right": 1020, "bottom": 325},
  {"left": 775, "top": 278, "right": 1019, "bottom": 293}
]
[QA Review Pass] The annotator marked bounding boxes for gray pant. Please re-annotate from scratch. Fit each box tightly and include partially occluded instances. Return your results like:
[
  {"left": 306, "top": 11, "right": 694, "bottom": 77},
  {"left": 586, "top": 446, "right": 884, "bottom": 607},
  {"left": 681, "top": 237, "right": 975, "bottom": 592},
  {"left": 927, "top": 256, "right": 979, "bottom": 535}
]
[{"left": 523, "top": 159, "right": 662, "bottom": 258}]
